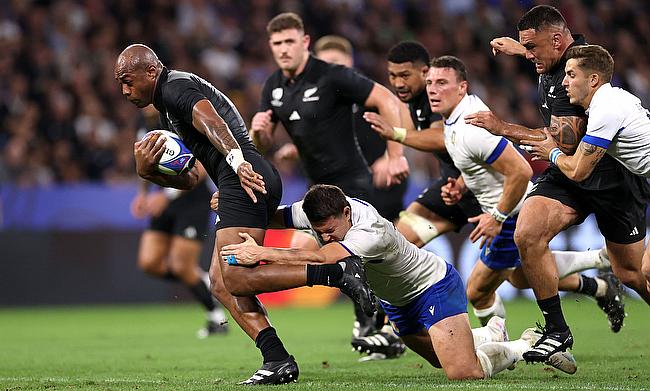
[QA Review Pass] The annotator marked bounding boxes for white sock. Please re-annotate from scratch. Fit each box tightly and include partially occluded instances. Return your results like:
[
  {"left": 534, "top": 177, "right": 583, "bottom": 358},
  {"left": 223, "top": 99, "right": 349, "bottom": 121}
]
[
  {"left": 553, "top": 250, "right": 604, "bottom": 279},
  {"left": 476, "top": 339, "right": 529, "bottom": 378},
  {"left": 200, "top": 270, "right": 212, "bottom": 290},
  {"left": 472, "top": 326, "right": 493, "bottom": 347},
  {"left": 473, "top": 293, "right": 506, "bottom": 326},
  {"left": 208, "top": 308, "right": 227, "bottom": 324},
  {"left": 595, "top": 277, "right": 608, "bottom": 297}
]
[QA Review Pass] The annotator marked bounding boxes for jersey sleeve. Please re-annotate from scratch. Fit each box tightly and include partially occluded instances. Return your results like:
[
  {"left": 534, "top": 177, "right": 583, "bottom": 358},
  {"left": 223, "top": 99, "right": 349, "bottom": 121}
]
[
  {"left": 162, "top": 79, "right": 207, "bottom": 125},
  {"left": 328, "top": 65, "right": 375, "bottom": 104},
  {"left": 466, "top": 126, "right": 509, "bottom": 164},
  {"left": 339, "top": 225, "right": 388, "bottom": 259},
  {"left": 280, "top": 200, "right": 311, "bottom": 230},
  {"left": 583, "top": 103, "right": 624, "bottom": 149}
]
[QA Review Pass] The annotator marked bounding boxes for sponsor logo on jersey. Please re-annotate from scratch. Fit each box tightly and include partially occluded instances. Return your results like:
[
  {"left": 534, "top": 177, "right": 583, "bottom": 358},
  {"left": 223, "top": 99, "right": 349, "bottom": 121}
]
[
  {"left": 302, "top": 86, "right": 320, "bottom": 102},
  {"left": 289, "top": 110, "right": 301, "bottom": 121},
  {"left": 271, "top": 88, "right": 283, "bottom": 107}
]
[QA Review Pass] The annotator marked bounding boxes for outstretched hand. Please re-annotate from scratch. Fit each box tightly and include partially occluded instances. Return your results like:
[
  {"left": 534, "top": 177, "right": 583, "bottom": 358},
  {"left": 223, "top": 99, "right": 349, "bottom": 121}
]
[
  {"left": 237, "top": 162, "right": 266, "bottom": 203},
  {"left": 519, "top": 127, "right": 558, "bottom": 161},
  {"left": 220, "top": 232, "right": 262, "bottom": 266},
  {"left": 464, "top": 111, "right": 505, "bottom": 135},
  {"left": 440, "top": 177, "right": 464, "bottom": 205},
  {"left": 363, "top": 112, "right": 396, "bottom": 140},
  {"left": 490, "top": 37, "right": 526, "bottom": 57}
]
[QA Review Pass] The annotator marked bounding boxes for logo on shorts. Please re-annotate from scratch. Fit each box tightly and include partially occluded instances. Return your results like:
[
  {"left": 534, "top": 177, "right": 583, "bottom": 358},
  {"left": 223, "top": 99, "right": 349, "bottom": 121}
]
[
  {"left": 271, "top": 88, "right": 283, "bottom": 107},
  {"left": 428, "top": 305, "right": 435, "bottom": 315},
  {"left": 184, "top": 226, "right": 197, "bottom": 239},
  {"left": 630, "top": 226, "right": 639, "bottom": 236}
]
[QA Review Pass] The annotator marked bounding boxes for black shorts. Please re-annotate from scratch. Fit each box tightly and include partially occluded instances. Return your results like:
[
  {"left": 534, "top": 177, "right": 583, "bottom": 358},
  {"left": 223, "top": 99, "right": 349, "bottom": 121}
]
[
  {"left": 528, "top": 164, "right": 650, "bottom": 244},
  {"left": 214, "top": 149, "right": 282, "bottom": 230},
  {"left": 414, "top": 178, "right": 482, "bottom": 231},
  {"left": 369, "top": 180, "right": 408, "bottom": 221},
  {"left": 149, "top": 180, "right": 212, "bottom": 241}
]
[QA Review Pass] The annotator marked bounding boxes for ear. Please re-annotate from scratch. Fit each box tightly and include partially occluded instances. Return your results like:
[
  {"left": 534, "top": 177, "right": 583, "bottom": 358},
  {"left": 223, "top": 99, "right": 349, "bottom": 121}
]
[
  {"left": 146, "top": 64, "right": 158, "bottom": 80},
  {"left": 459, "top": 80, "right": 468, "bottom": 95},
  {"left": 421, "top": 65, "right": 429, "bottom": 78},
  {"left": 552, "top": 32, "right": 562, "bottom": 50},
  {"left": 303, "top": 34, "right": 311, "bottom": 49},
  {"left": 589, "top": 73, "right": 600, "bottom": 88},
  {"left": 343, "top": 205, "right": 351, "bottom": 220}
]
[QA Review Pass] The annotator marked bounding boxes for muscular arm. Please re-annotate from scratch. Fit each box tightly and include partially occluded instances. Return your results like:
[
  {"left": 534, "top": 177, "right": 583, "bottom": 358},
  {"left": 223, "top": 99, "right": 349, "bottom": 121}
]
[
  {"left": 220, "top": 233, "right": 351, "bottom": 266},
  {"left": 400, "top": 119, "right": 446, "bottom": 152},
  {"left": 466, "top": 112, "right": 586, "bottom": 155},
  {"left": 192, "top": 99, "right": 242, "bottom": 155},
  {"left": 489, "top": 144, "right": 533, "bottom": 214},
  {"left": 364, "top": 83, "right": 405, "bottom": 159},
  {"left": 554, "top": 141, "right": 606, "bottom": 181}
]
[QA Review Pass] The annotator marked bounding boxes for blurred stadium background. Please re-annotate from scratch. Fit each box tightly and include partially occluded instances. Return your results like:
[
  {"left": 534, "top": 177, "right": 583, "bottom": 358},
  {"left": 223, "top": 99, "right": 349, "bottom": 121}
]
[{"left": 1, "top": 0, "right": 649, "bottom": 307}]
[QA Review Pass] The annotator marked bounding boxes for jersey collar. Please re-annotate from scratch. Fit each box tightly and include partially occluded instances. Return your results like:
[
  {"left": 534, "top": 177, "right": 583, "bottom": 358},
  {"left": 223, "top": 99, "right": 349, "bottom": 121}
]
[
  {"left": 444, "top": 94, "right": 470, "bottom": 126},
  {"left": 586, "top": 82, "right": 612, "bottom": 115},
  {"left": 281, "top": 55, "right": 315, "bottom": 86},
  {"left": 152, "top": 66, "right": 170, "bottom": 113}
]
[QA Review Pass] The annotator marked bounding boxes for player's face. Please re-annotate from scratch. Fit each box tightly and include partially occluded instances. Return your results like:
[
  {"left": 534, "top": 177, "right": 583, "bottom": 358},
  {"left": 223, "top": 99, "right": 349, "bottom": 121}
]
[
  {"left": 563, "top": 59, "right": 591, "bottom": 108},
  {"left": 269, "top": 29, "right": 310, "bottom": 72},
  {"left": 316, "top": 49, "right": 353, "bottom": 67},
  {"left": 115, "top": 66, "right": 156, "bottom": 108},
  {"left": 426, "top": 67, "right": 467, "bottom": 118},
  {"left": 387, "top": 61, "right": 428, "bottom": 103},
  {"left": 311, "top": 207, "right": 352, "bottom": 244},
  {"left": 519, "top": 28, "right": 559, "bottom": 74}
]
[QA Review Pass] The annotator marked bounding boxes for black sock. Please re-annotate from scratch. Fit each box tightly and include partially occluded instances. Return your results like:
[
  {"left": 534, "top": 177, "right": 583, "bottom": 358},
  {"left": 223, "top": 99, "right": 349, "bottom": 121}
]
[
  {"left": 537, "top": 295, "right": 569, "bottom": 332},
  {"left": 306, "top": 263, "right": 343, "bottom": 286},
  {"left": 188, "top": 280, "right": 217, "bottom": 311},
  {"left": 577, "top": 275, "right": 598, "bottom": 297},
  {"left": 256, "top": 327, "right": 290, "bottom": 363},
  {"left": 162, "top": 271, "right": 179, "bottom": 281}
]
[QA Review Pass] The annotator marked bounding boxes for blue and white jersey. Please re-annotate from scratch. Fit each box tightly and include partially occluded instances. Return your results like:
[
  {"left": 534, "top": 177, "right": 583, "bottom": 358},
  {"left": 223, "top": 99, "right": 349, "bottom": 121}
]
[
  {"left": 584, "top": 83, "right": 650, "bottom": 177},
  {"left": 443, "top": 94, "right": 532, "bottom": 214},
  {"left": 284, "top": 197, "right": 448, "bottom": 306}
]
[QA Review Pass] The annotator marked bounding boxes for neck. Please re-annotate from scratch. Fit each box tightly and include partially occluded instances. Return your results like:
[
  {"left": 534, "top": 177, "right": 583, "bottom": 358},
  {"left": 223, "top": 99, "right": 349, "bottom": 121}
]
[
  {"left": 583, "top": 82, "right": 607, "bottom": 109},
  {"left": 151, "top": 68, "right": 162, "bottom": 104}
]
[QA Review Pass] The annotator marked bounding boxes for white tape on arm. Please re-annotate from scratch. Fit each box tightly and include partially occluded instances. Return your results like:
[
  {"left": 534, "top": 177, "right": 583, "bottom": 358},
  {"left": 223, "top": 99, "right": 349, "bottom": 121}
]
[{"left": 226, "top": 149, "right": 246, "bottom": 173}]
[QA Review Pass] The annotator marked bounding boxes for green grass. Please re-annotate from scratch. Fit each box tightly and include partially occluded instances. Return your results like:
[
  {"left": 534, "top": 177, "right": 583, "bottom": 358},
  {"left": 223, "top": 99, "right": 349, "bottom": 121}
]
[{"left": 0, "top": 298, "right": 648, "bottom": 390}]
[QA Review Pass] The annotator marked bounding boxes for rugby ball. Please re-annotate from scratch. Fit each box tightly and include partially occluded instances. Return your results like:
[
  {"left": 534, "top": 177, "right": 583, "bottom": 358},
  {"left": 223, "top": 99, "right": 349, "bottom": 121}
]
[{"left": 143, "top": 130, "right": 196, "bottom": 175}]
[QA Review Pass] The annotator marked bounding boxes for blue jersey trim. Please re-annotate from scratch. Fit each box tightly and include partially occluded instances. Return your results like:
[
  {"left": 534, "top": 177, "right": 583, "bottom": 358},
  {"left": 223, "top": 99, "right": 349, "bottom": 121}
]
[
  {"left": 282, "top": 206, "right": 294, "bottom": 228},
  {"left": 351, "top": 198, "right": 369, "bottom": 206},
  {"left": 582, "top": 134, "right": 611, "bottom": 149},
  {"left": 339, "top": 242, "right": 355, "bottom": 256},
  {"left": 485, "top": 137, "right": 508, "bottom": 164}
]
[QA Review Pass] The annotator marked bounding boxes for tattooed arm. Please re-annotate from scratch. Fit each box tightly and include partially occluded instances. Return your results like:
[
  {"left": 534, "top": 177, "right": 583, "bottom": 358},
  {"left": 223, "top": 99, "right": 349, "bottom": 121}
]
[{"left": 192, "top": 99, "right": 266, "bottom": 202}]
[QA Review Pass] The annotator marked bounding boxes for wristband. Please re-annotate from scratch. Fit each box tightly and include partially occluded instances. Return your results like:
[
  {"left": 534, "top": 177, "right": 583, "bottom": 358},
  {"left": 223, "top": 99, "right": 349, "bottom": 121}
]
[
  {"left": 549, "top": 147, "right": 563, "bottom": 165},
  {"left": 490, "top": 207, "right": 508, "bottom": 223},
  {"left": 226, "top": 149, "right": 246, "bottom": 173},
  {"left": 392, "top": 127, "right": 407, "bottom": 143}
]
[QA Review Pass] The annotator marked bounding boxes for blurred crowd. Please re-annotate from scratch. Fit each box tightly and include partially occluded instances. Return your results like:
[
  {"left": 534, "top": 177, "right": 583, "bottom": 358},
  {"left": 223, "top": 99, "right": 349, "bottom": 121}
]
[{"left": 1, "top": 0, "right": 649, "bottom": 186}]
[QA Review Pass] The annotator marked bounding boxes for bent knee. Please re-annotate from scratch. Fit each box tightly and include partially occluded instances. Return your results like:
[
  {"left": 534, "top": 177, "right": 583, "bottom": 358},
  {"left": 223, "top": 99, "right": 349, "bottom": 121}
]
[
  {"left": 444, "top": 365, "right": 483, "bottom": 380},
  {"left": 138, "top": 256, "right": 163, "bottom": 275}
]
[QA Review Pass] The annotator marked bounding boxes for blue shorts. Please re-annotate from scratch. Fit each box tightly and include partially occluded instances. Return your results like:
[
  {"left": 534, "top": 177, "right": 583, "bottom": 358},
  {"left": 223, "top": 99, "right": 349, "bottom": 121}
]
[
  {"left": 479, "top": 215, "right": 520, "bottom": 270},
  {"left": 379, "top": 263, "right": 468, "bottom": 336}
]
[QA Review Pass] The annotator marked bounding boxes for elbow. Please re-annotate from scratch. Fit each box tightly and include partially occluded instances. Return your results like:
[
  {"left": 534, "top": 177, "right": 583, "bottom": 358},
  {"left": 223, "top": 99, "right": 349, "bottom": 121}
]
[{"left": 568, "top": 170, "right": 589, "bottom": 182}]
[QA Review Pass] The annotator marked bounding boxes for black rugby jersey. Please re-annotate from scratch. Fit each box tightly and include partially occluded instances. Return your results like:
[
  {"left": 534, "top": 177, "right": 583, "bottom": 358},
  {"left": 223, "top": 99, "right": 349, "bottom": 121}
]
[
  {"left": 260, "top": 56, "right": 372, "bottom": 184},
  {"left": 539, "top": 35, "right": 625, "bottom": 190},
  {"left": 408, "top": 89, "right": 458, "bottom": 178},
  {"left": 153, "top": 67, "right": 255, "bottom": 182}
]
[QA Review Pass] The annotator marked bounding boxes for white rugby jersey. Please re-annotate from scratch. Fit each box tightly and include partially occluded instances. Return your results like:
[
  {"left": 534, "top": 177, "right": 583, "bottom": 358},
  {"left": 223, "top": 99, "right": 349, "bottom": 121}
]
[
  {"left": 287, "top": 197, "right": 448, "bottom": 306},
  {"left": 584, "top": 83, "right": 650, "bottom": 177},
  {"left": 443, "top": 94, "right": 532, "bottom": 214}
]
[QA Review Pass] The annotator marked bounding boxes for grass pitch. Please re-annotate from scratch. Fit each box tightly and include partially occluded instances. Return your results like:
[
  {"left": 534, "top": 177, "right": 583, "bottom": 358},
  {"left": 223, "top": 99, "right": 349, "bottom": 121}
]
[{"left": 1, "top": 297, "right": 648, "bottom": 390}]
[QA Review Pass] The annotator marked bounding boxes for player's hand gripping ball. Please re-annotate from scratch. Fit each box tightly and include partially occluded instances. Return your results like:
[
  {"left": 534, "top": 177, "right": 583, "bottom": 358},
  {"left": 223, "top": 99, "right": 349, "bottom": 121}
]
[{"left": 143, "top": 130, "right": 195, "bottom": 175}]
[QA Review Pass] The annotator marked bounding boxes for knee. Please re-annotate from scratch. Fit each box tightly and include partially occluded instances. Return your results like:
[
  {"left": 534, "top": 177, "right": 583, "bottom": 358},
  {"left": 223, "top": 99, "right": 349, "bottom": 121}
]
[
  {"left": 138, "top": 256, "right": 162, "bottom": 276},
  {"left": 641, "top": 259, "right": 650, "bottom": 282},
  {"left": 219, "top": 267, "right": 251, "bottom": 296},
  {"left": 444, "top": 365, "right": 483, "bottom": 380},
  {"left": 614, "top": 268, "right": 643, "bottom": 291},
  {"left": 513, "top": 226, "right": 538, "bottom": 252},
  {"left": 466, "top": 286, "right": 488, "bottom": 307},
  {"left": 209, "top": 274, "right": 231, "bottom": 302}
]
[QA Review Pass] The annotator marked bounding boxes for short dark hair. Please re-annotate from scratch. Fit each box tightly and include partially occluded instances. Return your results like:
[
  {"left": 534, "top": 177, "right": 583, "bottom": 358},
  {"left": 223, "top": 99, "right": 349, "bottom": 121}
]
[
  {"left": 266, "top": 12, "right": 304, "bottom": 35},
  {"left": 517, "top": 5, "right": 568, "bottom": 32},
  {"left": 387, "top": 41, "right": 431, "bottom": 65},
  {"left": 566, "top": 45, "right": 614, "bottom": 83},
  {"left": 314, "top": 35, "right": 353, "bottom": 56},
  {"left": 302, "top": 184, "right": 350, "bottom": 223},
  {"left": 430, "top": 55, "right": 467, "bottom": 82}
]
